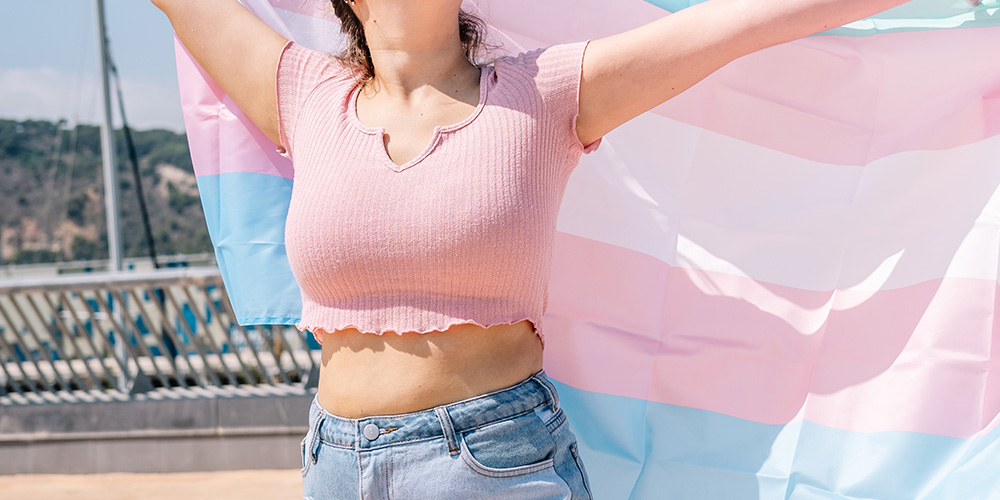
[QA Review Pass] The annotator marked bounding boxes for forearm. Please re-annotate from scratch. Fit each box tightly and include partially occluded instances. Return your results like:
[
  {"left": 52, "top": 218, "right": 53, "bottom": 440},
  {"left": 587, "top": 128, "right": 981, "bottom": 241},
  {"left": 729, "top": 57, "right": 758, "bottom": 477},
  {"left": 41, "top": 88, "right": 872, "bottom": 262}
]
[
  {"left": 730, "top": 0, "right": 910, "bottom": 56},
  {"left": 577, "top": 0, "right": 913, "bottom": 145}
]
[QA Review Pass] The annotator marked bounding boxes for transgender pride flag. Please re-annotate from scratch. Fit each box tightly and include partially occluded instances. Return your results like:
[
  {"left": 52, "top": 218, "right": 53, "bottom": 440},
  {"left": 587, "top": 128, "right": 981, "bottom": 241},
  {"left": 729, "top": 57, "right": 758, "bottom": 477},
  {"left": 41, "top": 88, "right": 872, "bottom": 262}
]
[{"left": 176, "top": 0, "right": 1000, "bottom": 498}]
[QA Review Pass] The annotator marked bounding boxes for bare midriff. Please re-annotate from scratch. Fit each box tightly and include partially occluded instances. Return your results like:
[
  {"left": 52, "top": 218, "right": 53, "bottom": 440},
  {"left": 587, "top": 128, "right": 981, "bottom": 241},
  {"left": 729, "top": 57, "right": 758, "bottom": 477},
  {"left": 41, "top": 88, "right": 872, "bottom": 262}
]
[{"left": 315, "top": 320, "right": 543, "bottom": 418}]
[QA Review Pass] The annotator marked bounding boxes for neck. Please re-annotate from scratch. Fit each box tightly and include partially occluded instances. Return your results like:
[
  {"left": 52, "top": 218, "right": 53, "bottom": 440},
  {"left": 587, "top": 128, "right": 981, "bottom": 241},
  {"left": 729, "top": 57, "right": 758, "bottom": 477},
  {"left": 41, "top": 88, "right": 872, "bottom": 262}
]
[{"left": 355, "top": 2, "right": 477, "bottom": 97}]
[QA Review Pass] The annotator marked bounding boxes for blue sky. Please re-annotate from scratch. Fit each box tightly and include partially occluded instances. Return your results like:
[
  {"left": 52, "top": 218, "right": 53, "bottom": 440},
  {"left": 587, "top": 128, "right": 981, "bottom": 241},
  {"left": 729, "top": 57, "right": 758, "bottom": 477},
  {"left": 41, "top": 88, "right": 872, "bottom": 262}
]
[{"left": 0, "top": 1, "right": 184, "bottom": 132}]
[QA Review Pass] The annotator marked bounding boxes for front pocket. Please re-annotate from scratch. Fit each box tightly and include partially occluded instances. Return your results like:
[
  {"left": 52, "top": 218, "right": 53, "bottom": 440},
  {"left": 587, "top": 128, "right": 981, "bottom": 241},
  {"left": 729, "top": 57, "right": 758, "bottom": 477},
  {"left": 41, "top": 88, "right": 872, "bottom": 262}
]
[
  {"left": 460, "top": 436, "right": 556, "bottom": 478},
  {"left": 457, "top": 412, "right": 557, "bottom": 478}
]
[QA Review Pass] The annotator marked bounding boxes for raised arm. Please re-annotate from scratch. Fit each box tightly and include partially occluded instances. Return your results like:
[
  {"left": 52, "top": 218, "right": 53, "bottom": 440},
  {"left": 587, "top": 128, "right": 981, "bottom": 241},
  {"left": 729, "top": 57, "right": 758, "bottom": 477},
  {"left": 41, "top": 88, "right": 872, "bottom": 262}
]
[
  {"left": 576, "top": 0, "right": 911, "bottom": 146},
  {"left": 152, "top": 0, "right": 288, "bottom": 145}
]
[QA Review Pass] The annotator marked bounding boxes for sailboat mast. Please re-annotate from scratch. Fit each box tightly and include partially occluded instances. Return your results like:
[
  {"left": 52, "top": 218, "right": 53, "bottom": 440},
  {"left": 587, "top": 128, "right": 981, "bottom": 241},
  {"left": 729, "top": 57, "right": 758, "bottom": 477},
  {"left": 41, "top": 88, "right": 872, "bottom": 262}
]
[{"left": 94, "top": 0, "right": 123, "bottom": 273}]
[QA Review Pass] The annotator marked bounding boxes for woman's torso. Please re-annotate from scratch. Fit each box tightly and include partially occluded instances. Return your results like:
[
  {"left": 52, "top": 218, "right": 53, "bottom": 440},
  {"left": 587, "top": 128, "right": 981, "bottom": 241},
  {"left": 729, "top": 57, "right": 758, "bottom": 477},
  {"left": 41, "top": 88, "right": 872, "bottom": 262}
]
[
  {"left": 278, "top": 43, "right": 594, "bottom": 418},
  {"left": 315, "top": 320, "right": 543, "bottom": 417}
]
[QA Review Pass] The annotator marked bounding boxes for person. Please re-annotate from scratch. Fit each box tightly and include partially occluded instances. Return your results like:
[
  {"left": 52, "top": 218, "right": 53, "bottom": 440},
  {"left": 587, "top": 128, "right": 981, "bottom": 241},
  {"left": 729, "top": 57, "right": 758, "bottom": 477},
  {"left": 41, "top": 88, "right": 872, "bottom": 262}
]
[{"left": 153, "top": 0, "right": 915, "bottom": 498}]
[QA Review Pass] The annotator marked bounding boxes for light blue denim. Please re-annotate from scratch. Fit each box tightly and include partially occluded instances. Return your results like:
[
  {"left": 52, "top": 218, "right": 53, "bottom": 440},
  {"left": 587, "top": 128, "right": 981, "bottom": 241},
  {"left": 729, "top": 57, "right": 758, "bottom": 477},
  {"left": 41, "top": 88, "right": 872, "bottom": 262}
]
[{"left": 300, "top": 369, "right": 593, "bottom": 499}]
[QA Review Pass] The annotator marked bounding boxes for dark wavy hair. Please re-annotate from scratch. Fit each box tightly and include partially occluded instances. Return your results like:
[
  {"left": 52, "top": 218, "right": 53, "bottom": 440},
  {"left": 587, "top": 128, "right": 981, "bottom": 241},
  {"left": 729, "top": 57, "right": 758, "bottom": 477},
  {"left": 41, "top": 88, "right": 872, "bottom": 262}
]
[{"left": 330, "top": 2, "right": 489, "bottom": 84}]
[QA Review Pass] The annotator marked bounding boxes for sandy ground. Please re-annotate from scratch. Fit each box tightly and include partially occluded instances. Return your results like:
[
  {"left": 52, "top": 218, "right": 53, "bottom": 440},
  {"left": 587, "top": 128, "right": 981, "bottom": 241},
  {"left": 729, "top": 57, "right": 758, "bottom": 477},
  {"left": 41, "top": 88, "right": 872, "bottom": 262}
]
[{"left": 0, "top": 470, "right": 303, "bottom": 500}]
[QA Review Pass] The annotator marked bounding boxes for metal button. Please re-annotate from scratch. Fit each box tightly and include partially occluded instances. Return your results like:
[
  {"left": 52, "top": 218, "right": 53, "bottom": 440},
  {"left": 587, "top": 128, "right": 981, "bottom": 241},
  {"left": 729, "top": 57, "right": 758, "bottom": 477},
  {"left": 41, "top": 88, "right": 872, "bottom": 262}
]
[{"left": 363, "top": 423, "right": 380, "bottom": 441}]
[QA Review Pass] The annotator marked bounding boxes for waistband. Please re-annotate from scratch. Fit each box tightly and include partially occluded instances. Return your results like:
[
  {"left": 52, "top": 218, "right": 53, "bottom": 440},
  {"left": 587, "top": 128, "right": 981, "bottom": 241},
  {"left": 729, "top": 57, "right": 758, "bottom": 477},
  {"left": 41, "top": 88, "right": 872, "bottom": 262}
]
[{"left": 306, "top": 369, "right": 561, "bottom": 452}]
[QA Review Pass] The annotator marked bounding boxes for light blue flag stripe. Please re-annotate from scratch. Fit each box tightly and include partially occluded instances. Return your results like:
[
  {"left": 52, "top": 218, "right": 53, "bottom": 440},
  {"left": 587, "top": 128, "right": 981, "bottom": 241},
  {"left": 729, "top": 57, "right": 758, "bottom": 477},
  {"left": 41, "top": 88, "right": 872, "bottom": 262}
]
[
  {"left": 553, "top": 380, "right": 1000, "bottom": 500},
  {"left": 644, "top": 0, "right": 1000, "bottom": 35},
  {"left": 196, "top": 173, "right": 301, "bottom": 325}
]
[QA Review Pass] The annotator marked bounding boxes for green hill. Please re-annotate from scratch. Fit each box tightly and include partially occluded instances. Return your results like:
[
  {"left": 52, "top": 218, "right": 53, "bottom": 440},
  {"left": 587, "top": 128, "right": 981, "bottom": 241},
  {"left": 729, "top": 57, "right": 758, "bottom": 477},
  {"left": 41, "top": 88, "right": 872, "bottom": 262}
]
[{"left": 0, "top": 119, "right": 212, "bottom": 265}]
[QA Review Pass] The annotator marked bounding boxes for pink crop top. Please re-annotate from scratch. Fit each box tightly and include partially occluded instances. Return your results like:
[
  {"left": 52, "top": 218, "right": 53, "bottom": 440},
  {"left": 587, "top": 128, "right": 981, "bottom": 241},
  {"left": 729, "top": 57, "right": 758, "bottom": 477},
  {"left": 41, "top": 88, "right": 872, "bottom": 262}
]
[{"left": 276, "top": 40, "right": 600, "bottom": 346}]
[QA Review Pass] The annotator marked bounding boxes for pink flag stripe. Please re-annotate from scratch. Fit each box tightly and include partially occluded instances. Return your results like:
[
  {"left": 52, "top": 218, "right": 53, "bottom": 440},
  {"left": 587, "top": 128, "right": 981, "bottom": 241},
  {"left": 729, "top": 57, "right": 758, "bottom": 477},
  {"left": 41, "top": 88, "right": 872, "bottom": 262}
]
[
  {"left": 490, "top": 1, "right": 1000, "bottom": 165},
  {"left": 560, "top": 112, "right": 1000, "bottom": 291},
  {"left": 543, "top": 231, "right": 1000, "bottom": 439},
  {"left": 176, "top": 38, "right": 295, "bottom": 179},
  {"left": 654, "top": 28, "right": 1000, "bottom": 165}
]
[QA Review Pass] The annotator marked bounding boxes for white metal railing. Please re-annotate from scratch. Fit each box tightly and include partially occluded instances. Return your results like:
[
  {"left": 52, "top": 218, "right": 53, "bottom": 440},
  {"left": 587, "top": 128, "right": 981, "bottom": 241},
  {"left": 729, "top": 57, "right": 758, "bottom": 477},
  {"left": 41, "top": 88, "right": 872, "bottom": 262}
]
[{"left": 0, "top": 267, "right": 318, "bottom": 403}]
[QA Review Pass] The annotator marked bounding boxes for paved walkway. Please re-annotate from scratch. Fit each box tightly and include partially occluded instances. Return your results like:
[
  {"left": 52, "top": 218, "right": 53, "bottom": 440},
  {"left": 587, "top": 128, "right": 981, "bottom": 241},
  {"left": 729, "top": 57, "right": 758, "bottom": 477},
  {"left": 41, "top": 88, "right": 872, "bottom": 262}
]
[{"left": 0, "top": 470, "right": 302, "bottom": 500}]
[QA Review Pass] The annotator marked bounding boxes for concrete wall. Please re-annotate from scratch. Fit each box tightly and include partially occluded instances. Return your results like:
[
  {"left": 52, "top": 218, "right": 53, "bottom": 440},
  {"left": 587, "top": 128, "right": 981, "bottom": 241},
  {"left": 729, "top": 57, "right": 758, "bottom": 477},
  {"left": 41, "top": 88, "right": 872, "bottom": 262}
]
[{"left": 0, "top": 389, "right": 314, "bottom": 474}]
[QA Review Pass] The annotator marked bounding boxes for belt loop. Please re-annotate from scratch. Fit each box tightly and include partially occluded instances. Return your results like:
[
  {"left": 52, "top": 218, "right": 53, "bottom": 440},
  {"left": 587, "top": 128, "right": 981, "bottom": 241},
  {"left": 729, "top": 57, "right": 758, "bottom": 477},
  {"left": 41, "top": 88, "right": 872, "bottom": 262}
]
[
  {"left": 533, "top": 370, "right": 560, "bottom": 411},
  {"left": 434, "top": 406, "right": 460, "bottom": 456}
]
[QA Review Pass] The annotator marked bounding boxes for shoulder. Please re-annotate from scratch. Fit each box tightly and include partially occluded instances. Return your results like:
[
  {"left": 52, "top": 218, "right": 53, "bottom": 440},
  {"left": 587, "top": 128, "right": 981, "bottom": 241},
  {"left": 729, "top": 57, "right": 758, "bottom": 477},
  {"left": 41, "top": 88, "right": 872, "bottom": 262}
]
[
  {"left": 490, "top": 42, "right": 591, "bottom": 121},
  {"left": 275, "top": 41, "right": 354, "bottom": 158},
  {"left": 489, "top": 42, "right": 600, "bottom": 156},
  {"left": 277, "top": 41, "right": 354, "bottom": 94}
]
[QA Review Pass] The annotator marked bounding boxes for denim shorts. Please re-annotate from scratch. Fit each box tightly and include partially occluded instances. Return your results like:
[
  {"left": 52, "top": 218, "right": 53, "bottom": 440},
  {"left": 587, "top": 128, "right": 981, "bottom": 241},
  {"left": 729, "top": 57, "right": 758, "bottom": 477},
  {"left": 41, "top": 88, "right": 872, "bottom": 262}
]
[{"left": 300, "top": 369, "right": 593, "bottom": 499}]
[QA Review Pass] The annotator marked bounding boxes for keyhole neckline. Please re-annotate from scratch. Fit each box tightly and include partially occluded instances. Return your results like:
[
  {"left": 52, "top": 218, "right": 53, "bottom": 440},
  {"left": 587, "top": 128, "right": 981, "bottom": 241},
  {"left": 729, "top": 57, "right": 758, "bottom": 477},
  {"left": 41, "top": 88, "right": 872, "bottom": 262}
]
[{"left": 347, "top": 65, "right": 493, "bottom": 172}]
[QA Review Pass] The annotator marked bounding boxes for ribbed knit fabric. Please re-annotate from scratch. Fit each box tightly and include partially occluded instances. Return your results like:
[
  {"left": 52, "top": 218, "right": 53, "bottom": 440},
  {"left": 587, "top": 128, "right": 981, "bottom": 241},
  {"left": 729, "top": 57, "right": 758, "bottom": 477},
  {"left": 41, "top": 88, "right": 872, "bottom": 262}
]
[{"left": 276, "top": 40, "right": 600, "bottom": 346}]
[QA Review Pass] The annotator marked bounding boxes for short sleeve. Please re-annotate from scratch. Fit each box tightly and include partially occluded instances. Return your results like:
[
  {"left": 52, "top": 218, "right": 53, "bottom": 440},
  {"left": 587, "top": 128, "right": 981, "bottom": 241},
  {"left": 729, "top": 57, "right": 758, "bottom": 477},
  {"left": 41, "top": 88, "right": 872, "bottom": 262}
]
[
  {"left": 275, "top": 41, "right": 349, "bottom": 159},
  {"left": 513, "top": 41, "right": 602, "bottom": 155}
]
